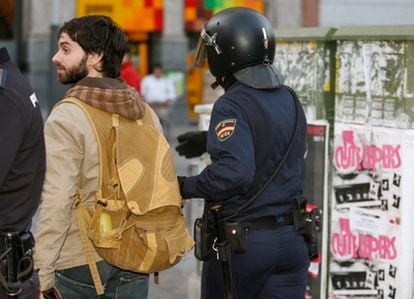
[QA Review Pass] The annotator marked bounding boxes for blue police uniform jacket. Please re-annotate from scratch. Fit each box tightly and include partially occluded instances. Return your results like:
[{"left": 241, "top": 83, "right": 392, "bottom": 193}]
[
  {"left": 182, "top": 81, "right": 307, "bottom": 222},
  {"left": 0, "top": 48, "right": 46, "bottom": 232}
]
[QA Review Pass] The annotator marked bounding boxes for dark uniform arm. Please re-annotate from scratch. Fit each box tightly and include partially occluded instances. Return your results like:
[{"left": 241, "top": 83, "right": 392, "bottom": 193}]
[
  {"left": 0, "top": 100, "right": 24, "bottom": 188},
  {"left": 181, "top": 98, "right": 255, "bottom": 201},
  {"left": 0, "top": 57, "right": 45, "bottom": 232}
]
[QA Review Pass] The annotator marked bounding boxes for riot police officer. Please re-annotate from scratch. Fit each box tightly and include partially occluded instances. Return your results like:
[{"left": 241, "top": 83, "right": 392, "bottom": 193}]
[
  {"left": 176, "top": 7, "right": 309, "bottom": 299},
  {"left": 0, "top": 47, "right": 46, "bottom": 298}
]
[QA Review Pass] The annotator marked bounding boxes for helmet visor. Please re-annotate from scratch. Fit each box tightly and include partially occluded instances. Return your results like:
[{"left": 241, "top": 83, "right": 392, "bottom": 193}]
[
  {"left": 193, "top": 27, "right": 222, "bottom": 68},
  {"left": 193, "top": 35, "right": 206, "bottom": 68}
]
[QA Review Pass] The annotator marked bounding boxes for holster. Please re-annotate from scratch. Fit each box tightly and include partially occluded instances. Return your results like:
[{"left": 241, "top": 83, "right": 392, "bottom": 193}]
[
  {"left": 224, "top": 222, "right": 246, "bottom": 254},
  {"left": 0, "top": 231, "right": 34, "bottom": 295},
  {"left": 194, "top": 217, "right": 247, "bottom": 261},
  {"left": 292, "top": 198, "right": 321, "bottom": 260},
  {"left": 194, "top": 217, "right": 216, "bottom": 261}
]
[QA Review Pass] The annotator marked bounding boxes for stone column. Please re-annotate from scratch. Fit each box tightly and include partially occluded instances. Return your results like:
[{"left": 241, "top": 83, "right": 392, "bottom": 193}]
[
  {"left": 27, "top": 0, "right": 75, "bottom": 114},
  {"left": 160, "top": 0, "right": 189, "bottom": 124},
  {"left": 161, "top": 0, "right": 187, "bottom": 71},
  {"left": 266, "top": 0, "right": 301, "bottom": 28}
]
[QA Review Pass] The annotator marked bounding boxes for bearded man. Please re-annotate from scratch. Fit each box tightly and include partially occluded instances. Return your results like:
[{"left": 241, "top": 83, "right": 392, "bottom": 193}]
[{"left": 34, "top": 15, "right": 162, "bottom": 299}]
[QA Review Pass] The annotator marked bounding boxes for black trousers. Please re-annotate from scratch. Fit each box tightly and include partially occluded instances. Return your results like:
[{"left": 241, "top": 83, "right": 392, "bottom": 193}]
[
  {"left": 201, "top": 225, "right": 309, "bottom": 299},
  {"left": 0, "top": 271, "right": 39, "bottom": 299}
]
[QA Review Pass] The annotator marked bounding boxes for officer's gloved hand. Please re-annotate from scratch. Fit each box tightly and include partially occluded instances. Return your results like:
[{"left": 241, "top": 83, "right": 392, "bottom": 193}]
[{"left": 175, "top": 131, "right": 208, "bottom": 158}]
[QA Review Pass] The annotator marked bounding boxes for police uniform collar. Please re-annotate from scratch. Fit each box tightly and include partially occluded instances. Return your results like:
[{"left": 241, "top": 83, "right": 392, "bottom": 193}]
[
  {"left": 233, "top": 64, "right": 284, "bottom": 89},
  {"left": 0, "top": 47, "right": 10, "bottom": 64}
]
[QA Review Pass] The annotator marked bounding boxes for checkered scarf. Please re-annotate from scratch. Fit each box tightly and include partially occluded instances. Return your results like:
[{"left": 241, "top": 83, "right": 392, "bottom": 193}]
[{"left": 65, "top": 77, "right": 145, "bottom": 120}]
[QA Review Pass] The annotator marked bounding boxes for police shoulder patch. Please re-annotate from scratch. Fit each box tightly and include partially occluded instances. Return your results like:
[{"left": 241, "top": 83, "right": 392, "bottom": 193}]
[{"left": 215, "top": 119, "right": 237, "bottom": 141}]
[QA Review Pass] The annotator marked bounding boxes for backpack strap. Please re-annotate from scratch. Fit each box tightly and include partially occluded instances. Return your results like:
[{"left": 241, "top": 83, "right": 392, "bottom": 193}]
[
  {"left": 57, "top": 98, "right": 106, "bottom": 295},
  {"left": 74, "top": 189, "right": 105, "bottom": 295},
  {"left": 58, "top": 97, "right": 108, "bottom": 199}
]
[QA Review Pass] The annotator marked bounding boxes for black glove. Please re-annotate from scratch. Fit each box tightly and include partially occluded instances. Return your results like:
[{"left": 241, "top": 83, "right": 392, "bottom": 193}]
[{"left": 175, "top": 131, "right": 208, "bottom": 158}]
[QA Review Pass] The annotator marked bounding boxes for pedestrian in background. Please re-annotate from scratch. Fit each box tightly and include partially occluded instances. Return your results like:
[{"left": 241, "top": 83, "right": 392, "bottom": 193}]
[
  {"left": 120, "top": 47, "right": 141, "bottom": 93},
  {"left": 34, "top": 15, "right": 153, "bottom": 299},
  {"left": 141, "top": 63, "right": 176, "bottom": 136},
  {"left": 176, "top": 7, "right": 310, "bottom": 299},
  {"left": 0, "top": 47, "right": 46, "bottom": 298}
]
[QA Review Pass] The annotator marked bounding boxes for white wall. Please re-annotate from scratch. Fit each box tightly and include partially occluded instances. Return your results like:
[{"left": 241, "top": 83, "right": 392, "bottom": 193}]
[
  {"left": 320, "top": 0, "right": 414, "bottom": 27},
  {"left": 266, "top": 0, "right": 302, "bottom": 28}
]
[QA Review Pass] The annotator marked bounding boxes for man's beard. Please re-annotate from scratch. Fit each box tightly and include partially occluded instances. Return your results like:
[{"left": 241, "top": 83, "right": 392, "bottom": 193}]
[{"left": 56, "top": 54, "right": 89, "bottom": 84}]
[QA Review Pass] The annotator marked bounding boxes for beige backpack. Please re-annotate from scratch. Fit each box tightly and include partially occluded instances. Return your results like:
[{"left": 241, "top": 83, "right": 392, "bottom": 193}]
[{"left": 60, "top": 98, "right": 194, "bottom": 295}]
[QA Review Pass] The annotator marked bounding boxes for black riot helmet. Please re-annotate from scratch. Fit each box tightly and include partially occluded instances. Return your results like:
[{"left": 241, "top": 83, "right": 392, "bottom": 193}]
[{"left": 193, "top": 7, "right": 283, "bottom": 89}]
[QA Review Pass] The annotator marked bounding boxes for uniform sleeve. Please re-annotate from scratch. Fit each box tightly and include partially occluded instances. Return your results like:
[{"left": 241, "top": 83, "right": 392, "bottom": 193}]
[
  {"left": 34, "top": 104, "right": 84, "bottom": 291},
  {"left": 182, "top": 98, "right": 255, "bottom": 201},
  {"left": 0, "top": 98, "right": 24, "bottom": 188}
]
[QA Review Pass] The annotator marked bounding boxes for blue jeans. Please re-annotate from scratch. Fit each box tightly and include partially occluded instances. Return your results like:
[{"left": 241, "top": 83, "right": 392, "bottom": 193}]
[
  {"left": 55, "top": 261, "right": 148, "bottom": 299},
  {"left": 201, "top": 225, "right": 309, "bottom": 299}
]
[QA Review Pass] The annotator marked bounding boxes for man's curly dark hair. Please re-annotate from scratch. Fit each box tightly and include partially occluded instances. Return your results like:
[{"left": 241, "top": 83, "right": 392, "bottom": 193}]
[{"left": 58, "top": 15, "right": 127, "bottom": 78}]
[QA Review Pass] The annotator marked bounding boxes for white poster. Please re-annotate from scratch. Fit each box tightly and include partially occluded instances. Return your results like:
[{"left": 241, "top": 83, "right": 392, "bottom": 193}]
[{"left": 328, "top": 123, "right": 414, "bottom": 299}]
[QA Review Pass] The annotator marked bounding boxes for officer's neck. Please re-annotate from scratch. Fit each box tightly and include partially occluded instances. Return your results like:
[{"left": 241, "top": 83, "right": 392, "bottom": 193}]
[{"left": 220, "top": 74, "right": 237, "bottom": 91}]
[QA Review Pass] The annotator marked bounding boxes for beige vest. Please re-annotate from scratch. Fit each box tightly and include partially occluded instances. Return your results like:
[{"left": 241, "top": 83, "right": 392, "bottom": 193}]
[{"left": 59, "top": 98, "right": 194, "bottom": 295}]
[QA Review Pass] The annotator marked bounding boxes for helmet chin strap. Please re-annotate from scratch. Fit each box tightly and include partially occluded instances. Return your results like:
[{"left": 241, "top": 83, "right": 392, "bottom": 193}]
[
  {"left": 210, "top": 80, "right": 220, "bottom": 90},
  {"left": 211, "top": 75, "right": 225, "bottom": 89},
  {"left": 211, "top": 74, "right": 237, "bottom": 90}
]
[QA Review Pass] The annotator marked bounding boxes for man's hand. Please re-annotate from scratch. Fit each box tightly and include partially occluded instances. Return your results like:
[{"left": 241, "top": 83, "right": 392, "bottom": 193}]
[
  {"left": 175, "top": 131, "right": 208, "bottom": 158},
  {"left": 40, "top": 287, "right": 62, "bottom": 299}
]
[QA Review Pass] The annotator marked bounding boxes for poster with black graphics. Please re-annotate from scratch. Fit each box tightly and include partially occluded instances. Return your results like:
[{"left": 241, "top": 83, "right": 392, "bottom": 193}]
[
  {"left": 328, "top": 123, "right": 414, "bottom": 299},
  {"left": 303, "top": 122, "right": 330, "bottom": 299}
]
